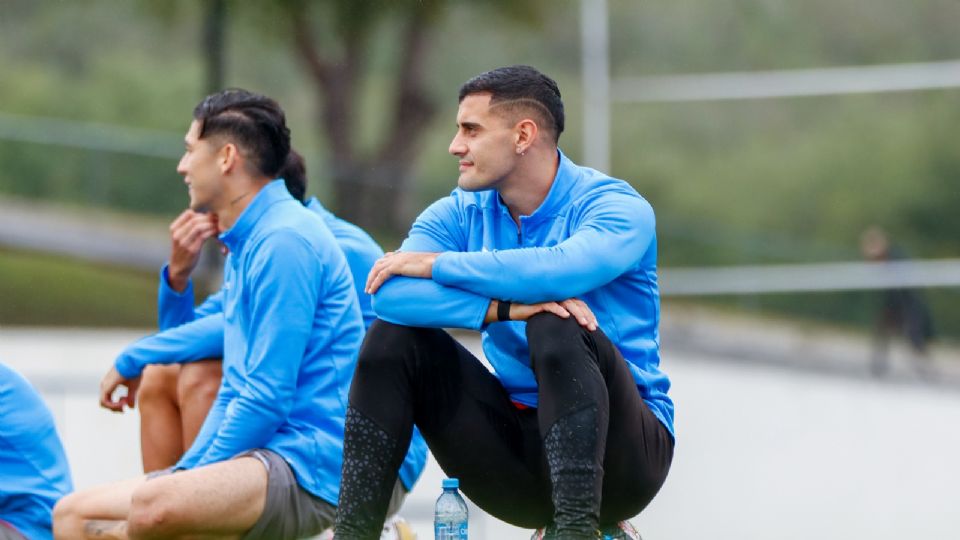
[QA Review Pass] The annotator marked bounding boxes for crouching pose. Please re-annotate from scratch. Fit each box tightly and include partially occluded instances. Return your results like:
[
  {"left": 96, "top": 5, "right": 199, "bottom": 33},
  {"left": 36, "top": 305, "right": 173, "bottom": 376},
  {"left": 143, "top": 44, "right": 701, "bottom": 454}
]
[
  {"left": 334, "top": 66, "right": 675, "bottom": 540},
  {"left": 55, "top": 89, "right": 364, "bottom": 539}
]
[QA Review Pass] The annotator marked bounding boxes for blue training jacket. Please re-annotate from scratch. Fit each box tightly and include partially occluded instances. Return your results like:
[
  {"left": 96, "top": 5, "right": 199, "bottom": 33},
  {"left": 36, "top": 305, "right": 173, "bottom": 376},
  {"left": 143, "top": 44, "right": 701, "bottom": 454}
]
[
  {"left": 153, "top": 196, "right": 381, "bottom": 329},
  {"left": 0, "top": 363, "right": 73, "bottom": 540},
  {"left": 116, "top": 180, "right": 364, "bottom": 504},
  {"left": 306, "top": 197, "right": 381, "bottom": 328},
  {"left": 115, "top": 183, "right": 427, "bottom": 494},
  {"left": 373, "top": 150, "right": 674, "bottom": 437}
]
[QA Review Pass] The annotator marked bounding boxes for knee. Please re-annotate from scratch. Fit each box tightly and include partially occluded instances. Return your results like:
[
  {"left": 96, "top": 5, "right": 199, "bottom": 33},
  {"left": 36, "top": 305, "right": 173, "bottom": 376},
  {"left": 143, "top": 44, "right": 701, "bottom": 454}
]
[
  {"left": 127, "top": 483, "right": 175, "bottom": 539},
  {"left": 357, "top": 320, "right": 428, "bottom": 368},
  {"left": 526, "top": 312, "right": 588, "bottom": 368},
  {"left": 526, "top": 311, "right": 584, "bottom": 343},
  {"left": 138, "top": 366, "right": 179, "bottom": 408},
  {"left": 176, "top": 360, "right": 221, "bottom": 404},
  {"left": 52, "top": 493, "right": 83, "bottom": 538}
]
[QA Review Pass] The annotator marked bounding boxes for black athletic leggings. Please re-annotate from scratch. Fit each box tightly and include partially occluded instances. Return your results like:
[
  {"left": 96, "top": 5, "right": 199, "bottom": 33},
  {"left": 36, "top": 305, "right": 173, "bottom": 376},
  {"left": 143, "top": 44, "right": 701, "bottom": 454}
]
[{"left": 344, "top": 313, "right": 673, "bottom": 530}]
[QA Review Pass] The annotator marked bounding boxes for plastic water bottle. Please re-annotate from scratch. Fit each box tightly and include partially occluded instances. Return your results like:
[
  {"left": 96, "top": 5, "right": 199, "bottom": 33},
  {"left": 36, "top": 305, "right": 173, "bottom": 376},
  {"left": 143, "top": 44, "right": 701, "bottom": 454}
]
[{"left": 434, "top": 477, "right": 468, "bottom": 540}]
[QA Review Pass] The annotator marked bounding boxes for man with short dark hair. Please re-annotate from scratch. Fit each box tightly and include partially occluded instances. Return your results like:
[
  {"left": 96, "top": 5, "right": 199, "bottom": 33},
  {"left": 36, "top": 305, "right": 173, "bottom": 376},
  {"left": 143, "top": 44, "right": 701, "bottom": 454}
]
[
  {"left": 133, "top": 150, "right": 328, "bottom": 476},
  {"left": 334, "top": 66, "right": 674, "bottom": 540},
  {"left": 123, "top": 148, "right": 425, "bottom": 539},
  {"left": 54, "top": 89, "right": 364, "bottom": 539}
]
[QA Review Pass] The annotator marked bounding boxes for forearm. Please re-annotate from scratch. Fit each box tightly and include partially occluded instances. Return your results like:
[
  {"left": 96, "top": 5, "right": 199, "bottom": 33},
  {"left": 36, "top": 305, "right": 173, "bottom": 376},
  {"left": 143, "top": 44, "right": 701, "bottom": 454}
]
[
  {"left": 114, "top": 315, "right": 225, "bottom": 378},
  {"left": 483, "top": 299, "right": 500, "bottom": 325},
  {"left": 158, "top": 265, "right": 198, "bottom": 329},
  {"left": 432, "top": 245, "right": 617, "bottom": 303},
  {"left": 432, "top": 197, "right": 654, "bottom": 302},
  {"left": 373, "top": 276, "right": 490, "bottom": 330}
]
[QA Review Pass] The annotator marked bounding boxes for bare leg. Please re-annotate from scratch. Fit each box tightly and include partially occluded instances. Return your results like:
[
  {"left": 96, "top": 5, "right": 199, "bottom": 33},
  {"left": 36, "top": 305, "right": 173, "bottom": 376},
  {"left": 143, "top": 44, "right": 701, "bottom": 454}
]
[
  {"left": 54, "top": 458, "right": 268, "bottom": 540},
  {"left": 137, "top": 366, "right": 183, "bottom": 472},
  {"left": 176, "top": 360, "right": 222, "bottom": 449},
  {"left": 83, "top": 521, "right": 127, "bottom": 540},
  {"left": 126, "top": 457, "right": 266, "bottom": 539},
  {"left": 53, "top": 475, "right": 146, "bottom": 539},
  {"left": 138, "top": 360, "right": 222, "bottom": 472}
]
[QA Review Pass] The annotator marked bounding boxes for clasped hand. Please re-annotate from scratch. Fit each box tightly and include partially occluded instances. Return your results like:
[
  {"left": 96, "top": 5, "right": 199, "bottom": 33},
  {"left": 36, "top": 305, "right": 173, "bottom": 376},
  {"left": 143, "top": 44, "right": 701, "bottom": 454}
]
[
  {"left": 99, "top": 367, "right": 140, "bottom": 413},
  {"left": 506, "top": 298, "right": 598, "bottom": 331},
  {"left": 365, "top": 251, "right": 438, "bottom": 294}
]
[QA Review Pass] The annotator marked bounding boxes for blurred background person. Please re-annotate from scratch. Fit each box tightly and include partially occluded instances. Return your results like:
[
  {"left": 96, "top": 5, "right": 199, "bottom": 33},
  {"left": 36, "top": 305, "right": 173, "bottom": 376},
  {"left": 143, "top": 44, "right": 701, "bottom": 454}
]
[{"left": 860, "top": 226, "right": 936, "bottom": 378}]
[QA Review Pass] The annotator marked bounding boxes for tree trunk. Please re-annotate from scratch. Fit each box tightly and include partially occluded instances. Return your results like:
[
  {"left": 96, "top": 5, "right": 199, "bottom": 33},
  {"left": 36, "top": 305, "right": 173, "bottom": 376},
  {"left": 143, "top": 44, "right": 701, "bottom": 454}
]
[
  {"left": 200, "top": 0, "right": 228, "bottom": 289},
  {"left": 203, "top": 0, "right": 226, "bottom": 93},
  {"left": 331, "top": 163, "right": 413, "bottom": 236},
  {"left": 291, "top": 3, "right": 439, "bottom": 234}
]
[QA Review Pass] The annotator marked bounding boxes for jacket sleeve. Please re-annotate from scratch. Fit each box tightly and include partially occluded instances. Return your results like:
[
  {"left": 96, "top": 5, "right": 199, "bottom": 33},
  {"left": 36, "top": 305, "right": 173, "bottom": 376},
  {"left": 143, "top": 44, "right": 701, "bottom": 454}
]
[
  {"left": 373, "top": 277, "right": 489, "bottom": 330},
  {"left": 114, "top": 314, "right": 225, "bottom": 379},
  {"left": 158, "top": 265, "right": 224, "bottom": 330},
  {"left": 431, "top": 191, "right": 655, "bottom": 304},
  {"left": 372, "top": 196, "right": 490, "bottom": 329},
  {"left": 189, "top": 232, "right": 318, "bottom": 467}
]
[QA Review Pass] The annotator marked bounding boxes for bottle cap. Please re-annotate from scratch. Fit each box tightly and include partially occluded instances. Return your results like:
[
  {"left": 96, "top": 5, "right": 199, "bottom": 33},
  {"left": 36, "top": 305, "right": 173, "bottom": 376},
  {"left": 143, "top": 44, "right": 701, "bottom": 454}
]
[{"left": 442, "top": 477, "right": 459, "bottom": 489}]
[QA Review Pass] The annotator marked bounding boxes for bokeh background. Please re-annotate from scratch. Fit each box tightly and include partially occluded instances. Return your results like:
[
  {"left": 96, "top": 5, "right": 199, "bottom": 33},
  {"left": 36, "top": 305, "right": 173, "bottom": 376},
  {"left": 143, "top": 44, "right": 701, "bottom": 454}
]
[
  {"left": 3, "top": 0, "right": 960, "bottom": 331},
  {"left": 2, "top": 1, "right": 960, "bottom": 538}
]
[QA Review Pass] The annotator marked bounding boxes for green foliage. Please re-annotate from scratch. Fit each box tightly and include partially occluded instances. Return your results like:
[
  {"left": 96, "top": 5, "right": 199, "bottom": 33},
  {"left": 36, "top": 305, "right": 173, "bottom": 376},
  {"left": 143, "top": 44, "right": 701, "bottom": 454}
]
[
  {"left": 0, "top": 248, "right": 158, "bottom": 327},
  {"left": 1, "top": 0, "right": 960, "bottom": 331},
  {"left": 621, "top": 91, "right": 960, "bottom": 266}
]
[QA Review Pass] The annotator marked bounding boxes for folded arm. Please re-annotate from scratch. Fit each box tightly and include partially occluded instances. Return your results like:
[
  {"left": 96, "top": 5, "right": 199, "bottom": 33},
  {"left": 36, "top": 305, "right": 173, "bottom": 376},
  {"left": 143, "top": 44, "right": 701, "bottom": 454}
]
[
  {"left": 432, "top": 193, "right": 655, "bottom": 303},
  {"left": 373, "top": 276, "right": 490, "bottom": 330}
]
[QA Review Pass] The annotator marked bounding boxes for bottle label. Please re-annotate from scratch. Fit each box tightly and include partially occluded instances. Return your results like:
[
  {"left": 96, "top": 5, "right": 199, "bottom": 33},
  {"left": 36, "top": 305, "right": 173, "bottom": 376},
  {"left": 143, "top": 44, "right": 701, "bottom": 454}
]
[{"left": 435, "top": 522, "right": 467, "bottom": 539}]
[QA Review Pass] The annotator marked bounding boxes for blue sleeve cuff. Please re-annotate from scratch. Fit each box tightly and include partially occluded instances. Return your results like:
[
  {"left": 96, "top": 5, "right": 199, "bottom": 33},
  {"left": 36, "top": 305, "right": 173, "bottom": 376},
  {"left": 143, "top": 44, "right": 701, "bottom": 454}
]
[
  {"left": 114, "top": 352, "right": 142, "bottom": 379},
  {"left": 159, "top": 264, "right": 200, "bottom": 330},
  {"left": 160, "top": 265, "right": 195, "bottom": 299},
  {"left": 432, "top": 252, "right": 452, "bottom": 284}
]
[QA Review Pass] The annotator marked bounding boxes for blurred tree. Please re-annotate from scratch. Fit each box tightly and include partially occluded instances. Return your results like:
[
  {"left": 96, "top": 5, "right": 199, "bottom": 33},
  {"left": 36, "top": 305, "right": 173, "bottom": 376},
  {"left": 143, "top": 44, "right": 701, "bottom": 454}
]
[
  {"left": 143, "top": 0, "right": 543, "bottom": 231},
  {"left": 200, "top": 0, "right": 228, "bottom": 285},
  {"left": 277, "top": 0, "right": 543, "bottom": 232},
  {"left": 203, "top": 0, "right": 227, "bottom": 93},
  {"left": 284, "top": 0, "right": 441, "bottom": 232}
]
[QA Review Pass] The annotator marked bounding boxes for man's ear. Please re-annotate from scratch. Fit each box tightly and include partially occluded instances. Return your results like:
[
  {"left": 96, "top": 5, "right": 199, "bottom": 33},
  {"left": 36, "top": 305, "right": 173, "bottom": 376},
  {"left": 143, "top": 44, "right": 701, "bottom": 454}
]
[
  {"left": 514, "top": 118, "right": 539, "bottom": 155},
  {"left": 218, "top": 143, "right": 240, "bottom": 174}
]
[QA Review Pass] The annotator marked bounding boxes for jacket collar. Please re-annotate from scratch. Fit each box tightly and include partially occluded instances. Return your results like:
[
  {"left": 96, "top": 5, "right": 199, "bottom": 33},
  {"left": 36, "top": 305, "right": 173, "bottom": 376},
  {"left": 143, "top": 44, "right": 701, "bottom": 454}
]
[{"left": 219, "top": 179, "right": 289, "bottom": 254}]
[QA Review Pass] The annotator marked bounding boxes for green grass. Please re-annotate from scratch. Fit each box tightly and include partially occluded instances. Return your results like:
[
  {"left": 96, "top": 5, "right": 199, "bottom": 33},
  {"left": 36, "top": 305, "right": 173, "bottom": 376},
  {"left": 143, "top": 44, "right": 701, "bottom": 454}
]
[{"left": 0, "top": 248, "right": 159, "bottom": 327}]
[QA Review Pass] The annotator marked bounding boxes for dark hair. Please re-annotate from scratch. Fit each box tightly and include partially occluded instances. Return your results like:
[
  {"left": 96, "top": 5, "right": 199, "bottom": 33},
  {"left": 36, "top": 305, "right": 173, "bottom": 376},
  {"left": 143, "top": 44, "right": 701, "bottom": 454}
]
[
  {"left": 192, "top": 88, "right": 291, "bottom": 178},
  {"left": 458, "top": 65, "right": 565, "bottom": 143},
  {"left": 278, "top": 149, "right": 307, "bottom": 203}
]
